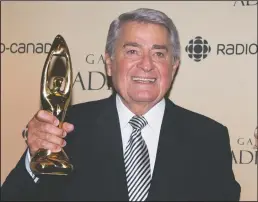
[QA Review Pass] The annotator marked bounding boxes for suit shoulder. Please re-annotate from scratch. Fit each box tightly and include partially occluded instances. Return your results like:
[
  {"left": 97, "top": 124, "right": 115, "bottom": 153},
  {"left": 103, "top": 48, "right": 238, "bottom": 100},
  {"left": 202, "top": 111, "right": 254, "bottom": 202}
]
[
  {"left": 171, "top": 103, "right": 230, "bottom": 143},
  {"left": 65, "top": 96, "right": 112, "bottom": 122},
  {"left": 174, "top": 103, "right": 227, "bottom": 132},
  {"left": 71, "top": 97, "right": 111, "bottom": 112}
]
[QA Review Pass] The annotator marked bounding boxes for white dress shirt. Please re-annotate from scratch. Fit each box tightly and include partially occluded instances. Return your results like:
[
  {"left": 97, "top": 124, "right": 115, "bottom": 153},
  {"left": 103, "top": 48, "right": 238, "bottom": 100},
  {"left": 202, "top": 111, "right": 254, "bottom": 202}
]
[
  {"left": 25, "top": 146, "right": 39, "bottom": 182},
  {"left": 25, "top": 94, "right": 165, "bottom": 181},
  {"left": 116, "top": 94, "right": 165, "bottom": 176}
]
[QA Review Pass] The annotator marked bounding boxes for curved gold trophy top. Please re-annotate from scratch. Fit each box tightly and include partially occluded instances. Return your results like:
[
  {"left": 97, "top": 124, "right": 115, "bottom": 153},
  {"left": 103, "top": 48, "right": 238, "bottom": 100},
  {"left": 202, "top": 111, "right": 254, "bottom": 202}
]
[{"left": 41, "top": 34, "right": 73, "bottom": 123}]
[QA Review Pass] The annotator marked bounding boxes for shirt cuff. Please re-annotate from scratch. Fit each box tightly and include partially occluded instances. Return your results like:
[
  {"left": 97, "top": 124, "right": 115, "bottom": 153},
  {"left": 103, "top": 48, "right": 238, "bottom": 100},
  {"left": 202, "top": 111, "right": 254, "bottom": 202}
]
[{"left": 25, "top": 149, "right": 39, "bottom": 183}]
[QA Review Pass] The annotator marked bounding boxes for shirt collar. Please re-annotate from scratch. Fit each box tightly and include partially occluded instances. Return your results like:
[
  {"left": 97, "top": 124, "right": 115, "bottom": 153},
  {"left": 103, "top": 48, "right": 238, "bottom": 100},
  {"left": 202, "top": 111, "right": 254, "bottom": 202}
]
[
  {"left": 143, "top": 97, "right": 165, "bottom": 134},
  {"left": 116, "top": 94, "right": 135, "bottom": 130},
  {"left": 116, "top": 94, "right": 165, "bottom": 133}
]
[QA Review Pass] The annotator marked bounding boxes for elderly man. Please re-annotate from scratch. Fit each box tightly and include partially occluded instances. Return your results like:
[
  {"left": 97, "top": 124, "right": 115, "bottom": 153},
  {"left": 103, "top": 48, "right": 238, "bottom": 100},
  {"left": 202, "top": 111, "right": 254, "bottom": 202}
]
[{"left": 1, "top": 8, "right": 241, "bottom": 201}]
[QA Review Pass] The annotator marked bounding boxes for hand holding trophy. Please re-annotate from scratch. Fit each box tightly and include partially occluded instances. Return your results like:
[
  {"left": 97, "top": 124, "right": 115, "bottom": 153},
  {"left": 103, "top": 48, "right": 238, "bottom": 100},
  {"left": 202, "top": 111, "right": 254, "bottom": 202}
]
[{"left": 30, "top": 35, "right": 74, "bottom": 176}]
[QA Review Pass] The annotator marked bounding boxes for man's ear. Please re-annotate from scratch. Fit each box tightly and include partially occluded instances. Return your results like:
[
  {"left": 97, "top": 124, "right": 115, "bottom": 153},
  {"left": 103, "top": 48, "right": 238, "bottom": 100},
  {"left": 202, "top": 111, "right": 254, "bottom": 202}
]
[
  {"left": 105, "top": 53, "right": 112, "bottom": 77},
  {"left": 171, "top": 59, "right": 180, "bottom": 81},
  {"left": 172, "top": 59, "right": 180, "bottom": 73}
]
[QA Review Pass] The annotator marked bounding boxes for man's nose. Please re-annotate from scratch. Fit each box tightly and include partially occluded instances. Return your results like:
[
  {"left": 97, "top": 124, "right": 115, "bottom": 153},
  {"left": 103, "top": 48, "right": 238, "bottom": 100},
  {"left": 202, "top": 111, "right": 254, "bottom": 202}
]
[{"left": 138, "top": 54, "right": 154, "bottom": 72}]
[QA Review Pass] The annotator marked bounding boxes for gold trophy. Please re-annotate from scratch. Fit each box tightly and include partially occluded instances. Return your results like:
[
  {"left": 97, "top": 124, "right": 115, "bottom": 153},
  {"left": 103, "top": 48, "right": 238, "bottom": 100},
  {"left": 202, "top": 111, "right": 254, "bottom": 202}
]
[{"left": 30, "top": 34, "right": 74, "bottom": 176}]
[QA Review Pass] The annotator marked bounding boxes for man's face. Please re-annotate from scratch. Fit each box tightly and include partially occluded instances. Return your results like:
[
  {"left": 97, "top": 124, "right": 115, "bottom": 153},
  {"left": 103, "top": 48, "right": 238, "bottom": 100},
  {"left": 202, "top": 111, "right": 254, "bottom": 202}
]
[{"left": 106, "top": 21, "right": 179, "bottom": 113}]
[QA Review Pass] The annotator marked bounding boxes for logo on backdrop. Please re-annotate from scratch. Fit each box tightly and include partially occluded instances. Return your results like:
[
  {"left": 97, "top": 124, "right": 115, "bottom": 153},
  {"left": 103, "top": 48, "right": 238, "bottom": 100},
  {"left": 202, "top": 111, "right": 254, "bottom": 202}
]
[
  {"left": 1, "top": 42, "right": 51, "bottom": 54},
  {"left": 72, "top": 53, "right": 111, "bottom": 91},
  {"left": 233, "top": 0, "right": 258, "bottom": 6},
  {"left": 185, "top": 36, "right": 211, "bottom": 62},
  {"left": 185, "top": 36, "right": 257, "bottom": 62},
  {"left": 232, "top": 126, "right": 257, "bottom": 165},
  {"left": 85, "top": 54, "right": 105, "bottom": 65}
]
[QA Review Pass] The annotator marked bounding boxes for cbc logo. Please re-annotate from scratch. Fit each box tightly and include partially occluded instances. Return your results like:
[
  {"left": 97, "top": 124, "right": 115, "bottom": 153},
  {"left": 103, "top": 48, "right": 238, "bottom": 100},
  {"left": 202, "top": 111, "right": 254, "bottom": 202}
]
[{"left": 185, "top": 36, "right": 211, "bottom": 62}]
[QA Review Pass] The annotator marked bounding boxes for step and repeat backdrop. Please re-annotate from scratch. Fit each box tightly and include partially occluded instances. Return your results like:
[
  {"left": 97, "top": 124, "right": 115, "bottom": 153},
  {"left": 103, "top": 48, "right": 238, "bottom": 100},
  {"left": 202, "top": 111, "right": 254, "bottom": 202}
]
[{"left": 1, "top": 1, "right": 257, "bottom": 201}]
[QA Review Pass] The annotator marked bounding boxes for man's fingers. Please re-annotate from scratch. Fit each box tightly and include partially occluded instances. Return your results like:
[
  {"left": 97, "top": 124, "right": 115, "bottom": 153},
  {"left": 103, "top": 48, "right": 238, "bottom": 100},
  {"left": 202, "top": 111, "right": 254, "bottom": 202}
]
[
  {"left": 39, "top": 122, "right": 65, "bottom": 137},
  {"left": 62, "top": 122, "right": 74, "bottom": 133},
  {"left": 39, "top": 139, "right": 62, "bottom": 153},
  {"left": 30, "top": 138, "right": 63, "bottom": 156},
  {"left": 36, "top": 131, "right": 66, "bottom": 147},
  {"left": 35, "top": 110, "right": 59, "bottom": 126},
  {"left": 25, "top": 110, "right": 75, "bottom": 157}
]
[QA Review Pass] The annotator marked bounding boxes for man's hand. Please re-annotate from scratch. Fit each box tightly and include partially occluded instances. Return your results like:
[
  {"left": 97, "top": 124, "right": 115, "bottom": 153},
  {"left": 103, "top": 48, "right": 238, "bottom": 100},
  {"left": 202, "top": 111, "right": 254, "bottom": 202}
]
[{"left": 26, "top": 110, "right": 74, "bottom": 156}]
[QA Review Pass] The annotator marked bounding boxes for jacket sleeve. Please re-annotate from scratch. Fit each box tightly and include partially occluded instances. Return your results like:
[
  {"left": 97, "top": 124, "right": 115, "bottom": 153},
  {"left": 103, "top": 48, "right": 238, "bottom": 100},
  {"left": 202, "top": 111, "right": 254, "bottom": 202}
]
[
  {"left": 1, "top": 149, "right": 42, "bottom": 201},
  {"left": 1, "top": 106, "right": 75, "bottom": 201},
  {"left": 217, "top": 126, "right": 241, "bottom": 201},
  {"left": 202, "top": 125, "right": 241, "bottom": 201}
]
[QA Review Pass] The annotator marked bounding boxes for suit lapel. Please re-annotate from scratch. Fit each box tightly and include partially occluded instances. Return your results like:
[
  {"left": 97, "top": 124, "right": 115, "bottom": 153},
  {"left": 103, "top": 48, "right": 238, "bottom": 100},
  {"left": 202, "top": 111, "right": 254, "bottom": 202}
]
[
  {"left": 147, "top": 98, "right": 194, "bottom": 201},
  {"left": 94, "top": 95, "right": 129, "bottom": 201}
]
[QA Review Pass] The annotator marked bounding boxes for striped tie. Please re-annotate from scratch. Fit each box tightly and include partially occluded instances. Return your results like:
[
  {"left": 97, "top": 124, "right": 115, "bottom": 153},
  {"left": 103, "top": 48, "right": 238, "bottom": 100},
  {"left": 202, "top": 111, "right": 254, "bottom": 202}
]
[{"left": 124, "top": 115, "right": 151, "bottom": 201}]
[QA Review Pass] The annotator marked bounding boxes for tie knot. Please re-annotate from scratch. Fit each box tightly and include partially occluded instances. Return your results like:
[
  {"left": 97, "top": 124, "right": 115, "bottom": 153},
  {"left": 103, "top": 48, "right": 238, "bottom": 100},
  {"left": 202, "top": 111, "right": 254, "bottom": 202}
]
[{"left": 129, "top": 115, "right": 148, "bottom": 131}]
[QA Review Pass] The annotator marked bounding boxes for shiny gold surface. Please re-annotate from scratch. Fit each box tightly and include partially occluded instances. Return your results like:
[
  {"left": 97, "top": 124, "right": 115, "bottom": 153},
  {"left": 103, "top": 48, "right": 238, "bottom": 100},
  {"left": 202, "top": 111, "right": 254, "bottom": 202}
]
[{"left": 30, "top": 35, "right": 73, "bottom": 176}]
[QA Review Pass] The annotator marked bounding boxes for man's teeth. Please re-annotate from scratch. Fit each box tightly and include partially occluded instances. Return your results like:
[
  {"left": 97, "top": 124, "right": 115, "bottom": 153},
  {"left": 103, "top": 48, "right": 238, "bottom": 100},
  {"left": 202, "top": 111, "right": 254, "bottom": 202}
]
[{"left": 132, "top": 77, "right": 156, "bottom": 83}]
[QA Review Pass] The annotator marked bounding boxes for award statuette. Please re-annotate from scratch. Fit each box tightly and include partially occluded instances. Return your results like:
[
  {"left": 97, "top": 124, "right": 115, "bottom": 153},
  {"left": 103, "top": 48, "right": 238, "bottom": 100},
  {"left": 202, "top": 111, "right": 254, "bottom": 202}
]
[{"left": 30, "top": 34, "right": 73, "bottom": 176}]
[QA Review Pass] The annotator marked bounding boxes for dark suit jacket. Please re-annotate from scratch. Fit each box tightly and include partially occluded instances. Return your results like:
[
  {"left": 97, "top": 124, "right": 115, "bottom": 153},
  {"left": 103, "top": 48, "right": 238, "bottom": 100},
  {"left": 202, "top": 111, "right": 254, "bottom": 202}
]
[{"left": 1, "top": 94, "right": 241, "bottom": 201}]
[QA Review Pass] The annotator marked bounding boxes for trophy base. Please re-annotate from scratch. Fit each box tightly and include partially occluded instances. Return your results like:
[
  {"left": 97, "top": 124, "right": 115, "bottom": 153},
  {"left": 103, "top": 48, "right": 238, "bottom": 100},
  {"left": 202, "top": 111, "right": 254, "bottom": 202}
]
[{"left": 30, "top": 148, "right": 73, "bottom": 176}]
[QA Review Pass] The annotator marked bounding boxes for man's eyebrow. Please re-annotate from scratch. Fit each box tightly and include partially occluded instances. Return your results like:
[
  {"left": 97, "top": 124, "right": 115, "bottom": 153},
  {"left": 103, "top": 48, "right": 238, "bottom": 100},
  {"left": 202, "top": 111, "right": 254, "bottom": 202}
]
[
  {"left": 152, "top": 44, "right": 168, "bottom": 51},
  {"left": 123, "top": 42, "right": 141, "bottom": 48},
  {"left": 122, "top": 42, "right": 168, "bottom": 51}
]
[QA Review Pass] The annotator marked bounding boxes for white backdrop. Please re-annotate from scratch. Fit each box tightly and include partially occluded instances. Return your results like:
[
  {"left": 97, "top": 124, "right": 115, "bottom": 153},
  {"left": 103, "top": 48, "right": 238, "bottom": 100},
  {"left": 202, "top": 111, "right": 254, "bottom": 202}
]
[{"left": 1, "top": 1, "right": 257, "bottom": 201}]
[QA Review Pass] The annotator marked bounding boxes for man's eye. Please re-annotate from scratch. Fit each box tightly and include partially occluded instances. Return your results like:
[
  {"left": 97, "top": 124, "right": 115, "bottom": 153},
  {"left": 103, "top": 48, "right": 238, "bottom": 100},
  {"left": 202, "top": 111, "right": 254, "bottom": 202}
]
[
  {"left": 126, "top": 50, "right": 138, "bottom": 55},
  {"left": 155, "top": 52, "right": 165, "bottom": 57}
]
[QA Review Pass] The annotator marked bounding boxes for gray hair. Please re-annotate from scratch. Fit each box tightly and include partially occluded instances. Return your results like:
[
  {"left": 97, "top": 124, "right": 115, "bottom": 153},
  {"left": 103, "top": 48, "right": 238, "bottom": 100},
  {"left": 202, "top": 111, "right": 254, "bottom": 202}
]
[{"left": 105, "top": 8, "right": 181, "bottom": 62}]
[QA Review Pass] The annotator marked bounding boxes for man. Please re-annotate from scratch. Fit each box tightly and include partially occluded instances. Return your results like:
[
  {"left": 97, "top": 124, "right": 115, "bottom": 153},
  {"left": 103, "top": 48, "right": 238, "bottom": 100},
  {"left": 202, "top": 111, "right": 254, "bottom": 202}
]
[{"left": 1, "top": 8, "right": 241, "bottom": 201}]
